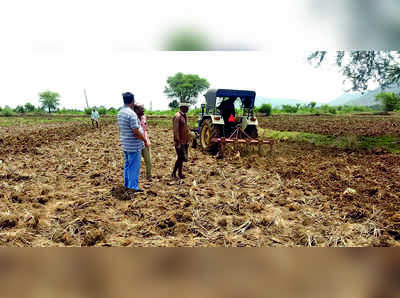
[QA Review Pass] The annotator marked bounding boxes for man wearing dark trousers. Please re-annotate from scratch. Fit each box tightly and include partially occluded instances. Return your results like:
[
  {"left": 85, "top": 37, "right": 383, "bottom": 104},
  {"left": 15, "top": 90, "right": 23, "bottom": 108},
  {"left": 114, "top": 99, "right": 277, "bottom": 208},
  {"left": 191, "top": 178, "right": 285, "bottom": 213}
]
[{"left": 172, "top": 102, "right": 190, "bottom": 179}]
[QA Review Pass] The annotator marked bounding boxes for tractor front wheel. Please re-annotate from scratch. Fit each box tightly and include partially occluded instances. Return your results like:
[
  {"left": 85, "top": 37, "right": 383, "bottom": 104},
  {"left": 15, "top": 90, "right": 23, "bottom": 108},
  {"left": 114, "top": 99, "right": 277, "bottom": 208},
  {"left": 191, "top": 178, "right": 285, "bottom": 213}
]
[{"left": 200, "top": 119, "right": 221, "bottom": 154}]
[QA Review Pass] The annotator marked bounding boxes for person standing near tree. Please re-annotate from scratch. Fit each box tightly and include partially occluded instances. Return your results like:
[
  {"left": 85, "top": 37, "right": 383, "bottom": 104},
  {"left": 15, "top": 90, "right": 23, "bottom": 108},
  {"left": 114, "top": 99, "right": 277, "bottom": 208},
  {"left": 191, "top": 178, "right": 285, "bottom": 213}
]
[
  {"left": 117, "top": 92, "right": 149, "bottom": 192},
  {"left": 134, "top": 104, "right": 152, "bottom": 181},
  {"left": 172, "top": 102, "right": 190, "bottom": 179}
]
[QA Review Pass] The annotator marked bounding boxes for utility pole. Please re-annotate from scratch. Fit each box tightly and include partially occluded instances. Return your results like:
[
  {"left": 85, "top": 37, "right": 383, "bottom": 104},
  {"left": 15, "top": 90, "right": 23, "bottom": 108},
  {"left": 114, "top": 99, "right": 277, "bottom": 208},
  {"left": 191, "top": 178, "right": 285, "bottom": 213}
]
[{"left": 84, "top": 89, "right": 89, "bottom": 109}]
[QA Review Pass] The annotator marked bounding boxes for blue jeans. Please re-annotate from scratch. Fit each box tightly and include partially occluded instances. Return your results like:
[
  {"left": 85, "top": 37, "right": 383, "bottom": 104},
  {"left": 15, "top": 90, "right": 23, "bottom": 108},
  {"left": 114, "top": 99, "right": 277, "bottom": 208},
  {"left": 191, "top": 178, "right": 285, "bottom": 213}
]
[{"left": 123, "top": 151, "right": 141, "bottom": 190}]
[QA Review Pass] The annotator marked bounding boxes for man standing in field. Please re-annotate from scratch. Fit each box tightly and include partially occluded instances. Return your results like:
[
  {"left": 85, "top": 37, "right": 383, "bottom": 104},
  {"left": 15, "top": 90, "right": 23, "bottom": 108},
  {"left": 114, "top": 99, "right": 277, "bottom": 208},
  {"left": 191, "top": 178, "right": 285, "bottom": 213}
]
[
  {"left": 134, "top": 104, "right": 152, "bottom": 181},
  {"left": 172, "top": 102, "right": 190, "bottom": 179},
  {"left": 117, "top": 92, "right": 149, "bottom": 192},
  {"left": 91, "top": 108, "right": 100, "bottom": 128}
]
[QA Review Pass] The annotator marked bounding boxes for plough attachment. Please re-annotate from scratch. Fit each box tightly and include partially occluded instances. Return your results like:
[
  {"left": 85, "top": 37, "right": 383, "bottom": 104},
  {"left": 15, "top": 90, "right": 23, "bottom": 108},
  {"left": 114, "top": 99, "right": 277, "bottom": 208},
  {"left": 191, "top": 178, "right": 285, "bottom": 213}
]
[{"left": 210, "top": 124, "right": 273, "bottom": 157}]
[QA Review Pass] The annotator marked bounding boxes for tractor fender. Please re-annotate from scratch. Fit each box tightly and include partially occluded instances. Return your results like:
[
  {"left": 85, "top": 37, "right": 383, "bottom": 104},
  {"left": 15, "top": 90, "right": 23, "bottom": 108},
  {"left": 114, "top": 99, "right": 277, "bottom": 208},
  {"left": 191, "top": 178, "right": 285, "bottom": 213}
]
[
  {"left": 241, "top": 116, "right": 258, "bottom": 130},
  {"left": 200, "top": 115, "right": 224, "bottom": 126},
  {"left": 210, "top": 115, "right": 225, "bottom": 125}
]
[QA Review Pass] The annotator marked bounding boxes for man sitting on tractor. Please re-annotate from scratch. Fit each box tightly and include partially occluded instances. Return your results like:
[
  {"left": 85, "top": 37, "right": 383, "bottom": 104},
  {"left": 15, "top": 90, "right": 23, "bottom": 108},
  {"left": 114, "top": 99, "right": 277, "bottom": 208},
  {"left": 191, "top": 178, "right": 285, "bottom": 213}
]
[{"left": 217, "top": 97, "right": 236, "bottom": 129}]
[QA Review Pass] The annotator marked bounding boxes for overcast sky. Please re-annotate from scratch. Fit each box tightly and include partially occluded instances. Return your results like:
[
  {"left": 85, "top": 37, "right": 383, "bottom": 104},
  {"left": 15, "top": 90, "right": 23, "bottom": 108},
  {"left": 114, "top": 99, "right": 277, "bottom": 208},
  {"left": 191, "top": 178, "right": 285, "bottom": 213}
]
[
  {"left": 0, "top": 0, "right": 368, "bottom": 110},
  {"left": 0, "top": 51, "right": 347, "bottom": 110}
]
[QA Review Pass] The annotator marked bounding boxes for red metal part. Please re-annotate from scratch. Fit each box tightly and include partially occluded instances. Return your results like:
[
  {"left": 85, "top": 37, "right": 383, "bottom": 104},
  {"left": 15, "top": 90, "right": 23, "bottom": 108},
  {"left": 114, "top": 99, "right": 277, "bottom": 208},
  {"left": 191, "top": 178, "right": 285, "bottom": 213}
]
[
  {"left": 210, "top": 124, "right": 272, "bottom": 145},
  {"left": 211, "top": 138, "right": 272, "bottom": 144}
]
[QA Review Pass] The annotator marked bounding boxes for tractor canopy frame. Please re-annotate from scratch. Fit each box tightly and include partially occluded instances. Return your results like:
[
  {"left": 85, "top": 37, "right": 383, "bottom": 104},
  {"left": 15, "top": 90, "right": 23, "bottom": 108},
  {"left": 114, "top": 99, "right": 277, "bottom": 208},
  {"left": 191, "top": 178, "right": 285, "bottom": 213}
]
[{"left": 203, "top": 89, "right": 256, "bottom": 115}]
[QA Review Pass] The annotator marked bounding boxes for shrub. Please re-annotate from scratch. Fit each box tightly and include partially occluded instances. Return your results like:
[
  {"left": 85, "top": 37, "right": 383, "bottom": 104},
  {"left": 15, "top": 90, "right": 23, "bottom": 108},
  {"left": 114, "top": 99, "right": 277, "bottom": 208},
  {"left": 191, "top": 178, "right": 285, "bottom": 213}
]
[
  {"left": 258, "top": 103, "right": 272, "bottom": 116},
  {"left": 107, "top": 107, "right": 118, "bottom": 115},
  {"left": 97, "top": 106, "right": 107, "bottom": 115},
  {"left": 2, "top": 106, "right": 13, "bottom": 116},
  {"left": 24, "top": 102, "right": 35, "bottom": 112},
  {"left": 14, "top": 105, "right": 25, "bottom": 113},
  {"left": 309, "top": 101, "right": 317, "bottom": 109},
  {"left": 320, "top": 104, "right": 330, "bottom": 113},
  {"left": 328, "top": 107, "right": 337, "bottom": 114},
  {"left": 375, "top": 92, "right": 400, "bottom": 112},
  {"left": 281, "top": 104, "right": 298, "bottom": 113},
  {"left": 85, "top": 106, "right": 107, "bottom": 115}
]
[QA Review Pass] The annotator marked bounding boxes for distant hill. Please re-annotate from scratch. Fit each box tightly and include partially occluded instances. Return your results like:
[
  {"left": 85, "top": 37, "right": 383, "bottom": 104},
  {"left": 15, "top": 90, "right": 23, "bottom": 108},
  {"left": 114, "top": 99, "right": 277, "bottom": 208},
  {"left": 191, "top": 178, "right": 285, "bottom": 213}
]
[
  {"left": 329, "top": 86, "right": 400, "bottom": 106},
  {"left": 255, "top": 96, "right": 308, "bottom": 108},
  {"left": 328, "top": 93, "right": 362, "bottom": 106}
]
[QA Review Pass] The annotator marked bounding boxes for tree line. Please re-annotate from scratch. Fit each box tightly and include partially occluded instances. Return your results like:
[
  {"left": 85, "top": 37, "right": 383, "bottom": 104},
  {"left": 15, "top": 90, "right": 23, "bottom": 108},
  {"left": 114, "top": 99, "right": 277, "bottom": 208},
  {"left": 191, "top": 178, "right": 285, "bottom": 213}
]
[
  {"left": 256, "top": 91, "right": 400, "bottom": 116},
  {"left": 0, "top": 91, "right": 119, "bottom": 117}
]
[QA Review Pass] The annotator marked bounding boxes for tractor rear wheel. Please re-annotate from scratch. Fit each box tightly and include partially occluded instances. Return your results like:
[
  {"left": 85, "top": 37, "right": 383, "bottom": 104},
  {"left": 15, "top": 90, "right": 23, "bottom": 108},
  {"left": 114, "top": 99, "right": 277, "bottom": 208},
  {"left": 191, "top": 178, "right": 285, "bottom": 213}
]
[
  {"left": 200, "top": 119, "right": 221, "bottom": 154},
  {"left": 244, "top": 125, "right": 258, "bottom": 139}
]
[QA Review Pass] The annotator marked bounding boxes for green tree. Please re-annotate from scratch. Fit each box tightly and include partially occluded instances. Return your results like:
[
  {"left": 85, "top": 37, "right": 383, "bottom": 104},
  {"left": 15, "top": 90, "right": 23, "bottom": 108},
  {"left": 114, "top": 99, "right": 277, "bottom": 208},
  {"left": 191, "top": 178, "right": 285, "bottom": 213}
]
[
  {"left": 281, "top": 104, "right": 298, "bottom": 113},
  {"left": 84, "top": 108, "right": 92, "bottom": 115},
  {"left": 97, "top": 106, "right": 107, "bottom": 115},
  {"left": 24, "top": 102, "right": 35, "bottom": 112},
  {"left": 2, "top": 106, "right": 13, "bottom": 116},
  {"left": 258, "top": 103, "right": 272, "bottom": 116},
  {"left": 39, "top": 90, "right": 60, "bottom": 113},
  {"left": 309, "top": 101, "right": 317, "bottom": 109},
  {"left": 164, "top": 72, "right": 210, "bottom": 107},
  {"left": 168, "top": 99, "right": 179, "bottom": 109},
  {"left": 14, "top": 105, "right": 25, "bottom": 113},
  {"left": 328, "top": 107, "right": 337, "bottom": 114},
  {"left": 375, "top": 92, "right": 400, "bottom": 112},
  {"left": 107, "top": 107, "right": 118, "bottom": 115},
  {"left": 308, "top": 51, "right": 400, "bottom": 92}
]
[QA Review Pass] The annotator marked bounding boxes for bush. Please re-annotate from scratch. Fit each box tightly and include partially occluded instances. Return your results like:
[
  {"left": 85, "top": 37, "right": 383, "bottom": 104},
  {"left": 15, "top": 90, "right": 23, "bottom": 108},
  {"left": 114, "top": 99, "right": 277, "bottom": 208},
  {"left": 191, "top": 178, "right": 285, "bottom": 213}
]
[
  {"left": 107, "top": 107, "right": 118, "bottom": 115},
  {"left": 168, "top": 100, "right": 179, "bottom": 109},
  {"left": 24, "top": 102, "right": 35, "bottom": 112},
  {"left": 85, "top": 106, "right": 107, "bottom": 115},
  {"left": 2, "top": 106, "right": 13, "bottom": 117},
  {"left": 320, "top": 104, "right": 330, "bottom": 113},
  {"left": 281, "top": 104, "right": 298, "bottom": 113},
  {"left": 14, "top": 105, "right": 25, "bottom": 113},
  {"left": 258, "top": 104, "right": 272, "bottom": 116},
  {"left": 375, "top": 92, "right": 400, "bottom": 112},
  {"left": 97, "top": 106, "right": 107, "bottom": 115},
  {"left": 328, "top": 107, "right": 337, "bottom": 114}
]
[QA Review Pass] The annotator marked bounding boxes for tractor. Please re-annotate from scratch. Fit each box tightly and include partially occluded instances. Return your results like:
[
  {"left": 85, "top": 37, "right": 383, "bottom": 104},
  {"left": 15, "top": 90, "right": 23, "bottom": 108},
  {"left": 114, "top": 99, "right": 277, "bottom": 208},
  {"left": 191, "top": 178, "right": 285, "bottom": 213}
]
[{"left": 192, "top": 89, "right": 270, "bottom": 155}]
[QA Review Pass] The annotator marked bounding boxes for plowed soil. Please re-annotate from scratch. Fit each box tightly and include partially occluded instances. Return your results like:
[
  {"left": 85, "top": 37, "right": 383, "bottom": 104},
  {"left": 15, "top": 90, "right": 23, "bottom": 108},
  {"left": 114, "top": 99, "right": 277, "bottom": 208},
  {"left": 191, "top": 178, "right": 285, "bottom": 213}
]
[
  {"left": 0, "top": 116, "right": 399, "bottom": 247},
  {"left": 258, "top": 114, "right": 400, "bottom": 136}
]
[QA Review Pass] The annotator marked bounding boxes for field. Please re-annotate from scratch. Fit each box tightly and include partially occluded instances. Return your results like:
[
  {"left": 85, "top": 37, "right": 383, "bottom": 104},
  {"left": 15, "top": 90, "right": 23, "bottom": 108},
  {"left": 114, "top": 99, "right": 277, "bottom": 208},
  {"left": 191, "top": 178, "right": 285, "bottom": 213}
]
[
  {"left": 0, "top": 114, "right": 400, "bottom": 247},
  {"left": 258, "top": 114, "right": 400, "bottom": 136}
]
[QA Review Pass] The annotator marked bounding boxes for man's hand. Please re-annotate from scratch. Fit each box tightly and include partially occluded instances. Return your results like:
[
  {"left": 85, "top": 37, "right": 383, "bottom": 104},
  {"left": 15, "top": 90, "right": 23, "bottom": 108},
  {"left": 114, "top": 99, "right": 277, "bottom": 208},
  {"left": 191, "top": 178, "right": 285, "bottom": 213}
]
[
  {"left": 133, "top": 128, "right": 147, "bottom": 144},
  {"left": 144, "top": 140, "right": 150, "bottom": 148},
  {"left": 174, "top": 141, "right": 181, "bottom": 150}
]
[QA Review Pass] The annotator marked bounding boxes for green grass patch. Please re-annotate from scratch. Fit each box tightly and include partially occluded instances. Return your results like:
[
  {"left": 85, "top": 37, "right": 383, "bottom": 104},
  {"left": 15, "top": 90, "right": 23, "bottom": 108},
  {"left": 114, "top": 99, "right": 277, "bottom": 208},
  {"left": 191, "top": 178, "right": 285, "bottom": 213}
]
[
  {"left": 259, "top": 128, "right": 400, "bottom": 153},
  {"left": 259, "top": 129, "right": 335, "bottom": 146},
  {"left": 358, "top": 136, "right": 400, "bottom": 153}
]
